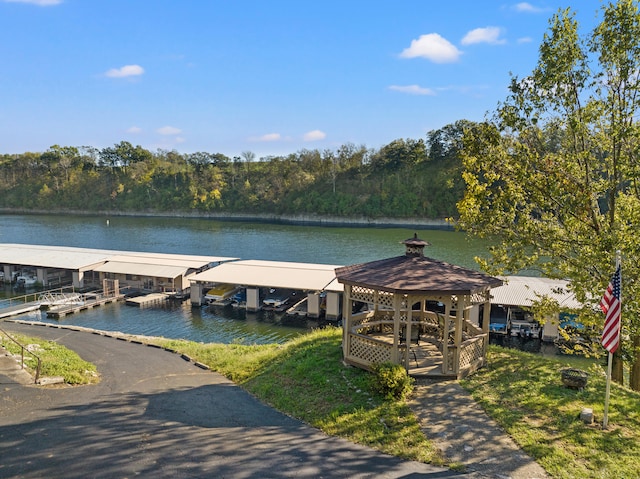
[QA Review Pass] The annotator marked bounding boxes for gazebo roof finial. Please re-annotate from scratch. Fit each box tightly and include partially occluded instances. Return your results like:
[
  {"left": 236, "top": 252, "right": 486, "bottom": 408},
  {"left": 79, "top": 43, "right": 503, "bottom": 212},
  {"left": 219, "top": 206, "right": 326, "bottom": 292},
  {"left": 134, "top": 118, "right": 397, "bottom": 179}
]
[{"left": 402, "top": 233, "right": 430, "bottom": 257}]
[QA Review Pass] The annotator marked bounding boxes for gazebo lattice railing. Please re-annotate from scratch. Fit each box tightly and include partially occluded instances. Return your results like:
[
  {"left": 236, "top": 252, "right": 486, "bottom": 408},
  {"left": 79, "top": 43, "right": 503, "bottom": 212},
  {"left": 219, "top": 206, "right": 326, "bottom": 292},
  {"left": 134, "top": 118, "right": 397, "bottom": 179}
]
[
  {"left": 457, "top": 334, "right": 486, "bottom": 372},
  {"left": 347, "top": 333, "right": 395, "bottom": 368},
  {"left": 346, "top": 308, "right": 488, "bottom": 377}
]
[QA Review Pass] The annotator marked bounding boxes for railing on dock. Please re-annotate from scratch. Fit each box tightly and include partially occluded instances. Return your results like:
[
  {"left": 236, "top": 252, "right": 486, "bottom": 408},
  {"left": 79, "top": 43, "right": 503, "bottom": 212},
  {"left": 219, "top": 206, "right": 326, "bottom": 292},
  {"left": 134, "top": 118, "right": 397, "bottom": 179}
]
[
  {"left": 38, "top": 291, "right": 84, "bottom": 306},
  {"left": 0, "top": 286, "right": 78, "bottom": 309},
  {"left": 46, "top": 289, "right": 125, "bottom": 319}
]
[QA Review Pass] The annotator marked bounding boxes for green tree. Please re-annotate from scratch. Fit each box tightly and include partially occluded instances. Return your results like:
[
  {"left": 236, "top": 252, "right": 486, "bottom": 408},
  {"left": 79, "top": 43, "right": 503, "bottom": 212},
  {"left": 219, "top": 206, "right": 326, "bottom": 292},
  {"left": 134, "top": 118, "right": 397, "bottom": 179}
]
[
  {"left": 240, "top": 150, "right": 255, "bottom": 183},
  {"left": 427, "top": 120, "right": 473, "bottom": 163},
  {"left": 99, "top": 141, "right": 152, "bottom": 173},
  {"left": 41, "top": 145, "right": 81, "bottom": 186},
  {"left": 369, "top": 138, "right": 426, "bottom": 171},
  {"left": 457, "top": 0, "right": 640, "bottom": 389}
]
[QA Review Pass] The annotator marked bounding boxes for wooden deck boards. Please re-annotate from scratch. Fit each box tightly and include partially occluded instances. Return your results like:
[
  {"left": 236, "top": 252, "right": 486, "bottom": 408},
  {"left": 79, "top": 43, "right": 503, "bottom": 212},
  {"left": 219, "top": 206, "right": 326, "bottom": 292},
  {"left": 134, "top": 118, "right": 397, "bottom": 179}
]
[
  {"left": 0, "top": 301, "right": 41, "bottom": 319},
  {"left": 406, "top": 340, "right": 452, "bottom": 377},
  {"left": 368, "top": 332, "right": 451, "bottom": 377}
]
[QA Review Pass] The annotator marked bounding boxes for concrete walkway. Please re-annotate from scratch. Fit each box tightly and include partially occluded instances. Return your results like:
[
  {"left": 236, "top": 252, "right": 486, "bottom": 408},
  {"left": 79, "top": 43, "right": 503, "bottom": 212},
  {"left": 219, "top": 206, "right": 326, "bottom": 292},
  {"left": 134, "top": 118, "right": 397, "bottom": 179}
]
[
  {"left": 0, "top": 321, "right": 465, "bottom": 479},
  {"left": 408, "top": 379, "right": 549, "bottom": 479},
  {"left": 0, "top": 344, "right": 34, "bottom": 386}
]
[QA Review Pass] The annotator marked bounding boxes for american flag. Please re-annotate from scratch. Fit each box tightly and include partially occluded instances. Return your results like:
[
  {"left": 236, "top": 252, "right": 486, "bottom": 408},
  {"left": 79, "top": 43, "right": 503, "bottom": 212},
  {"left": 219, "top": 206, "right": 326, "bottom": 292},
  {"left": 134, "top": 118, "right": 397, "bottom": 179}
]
[{"left": 600, "top": 265, "right": 621, "bottom": 354}]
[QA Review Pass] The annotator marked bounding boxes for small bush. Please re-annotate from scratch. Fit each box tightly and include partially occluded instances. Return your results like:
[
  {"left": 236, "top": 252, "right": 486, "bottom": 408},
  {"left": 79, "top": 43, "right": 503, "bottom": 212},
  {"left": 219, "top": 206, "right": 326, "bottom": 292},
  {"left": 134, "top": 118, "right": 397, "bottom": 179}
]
[{"left": 371, "top": 362, "right": 414, "bottom": 400}]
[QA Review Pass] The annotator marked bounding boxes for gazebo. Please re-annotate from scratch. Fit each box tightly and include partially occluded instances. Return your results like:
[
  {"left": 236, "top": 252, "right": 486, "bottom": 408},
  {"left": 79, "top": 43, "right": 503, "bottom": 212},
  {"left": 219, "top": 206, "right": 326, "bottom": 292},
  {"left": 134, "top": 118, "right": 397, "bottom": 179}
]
[{"left": 335, "top": 234, "right": 503, "bottom": 378}]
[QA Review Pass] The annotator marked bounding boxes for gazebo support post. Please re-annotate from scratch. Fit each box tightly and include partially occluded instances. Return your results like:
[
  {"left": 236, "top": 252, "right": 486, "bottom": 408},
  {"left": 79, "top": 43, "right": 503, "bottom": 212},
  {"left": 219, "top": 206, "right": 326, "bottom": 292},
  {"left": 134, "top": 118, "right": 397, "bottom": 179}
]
[
  {"left": 454, "top": 297, "right": 465, "bottom": 376},
  {"left": 342, "top": 284, "right": 352, "bottom": 360},
  {"left": 442, "top": 299, "right": 451, "bottom": 375},
  {"left": 393, "top": 293, "right": 402, "bottom": 365},
  {"left": 402, "top": 294, "right": 412, "bottom": 369}
]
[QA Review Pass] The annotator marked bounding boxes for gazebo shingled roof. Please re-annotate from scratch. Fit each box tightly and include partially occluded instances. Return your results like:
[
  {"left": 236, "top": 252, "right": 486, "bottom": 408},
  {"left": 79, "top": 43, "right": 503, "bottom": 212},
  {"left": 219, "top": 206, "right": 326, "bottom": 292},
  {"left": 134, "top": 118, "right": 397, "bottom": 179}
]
[{"left": 334, "top": 255, "right": 503, "bottom": 295}]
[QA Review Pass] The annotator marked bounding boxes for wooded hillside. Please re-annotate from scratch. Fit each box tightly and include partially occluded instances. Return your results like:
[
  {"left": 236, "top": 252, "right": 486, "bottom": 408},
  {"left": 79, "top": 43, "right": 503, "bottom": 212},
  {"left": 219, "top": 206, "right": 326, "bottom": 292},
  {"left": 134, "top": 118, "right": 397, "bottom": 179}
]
[{"left": 0, "top": 121, "right": 470, "bottom": 220}]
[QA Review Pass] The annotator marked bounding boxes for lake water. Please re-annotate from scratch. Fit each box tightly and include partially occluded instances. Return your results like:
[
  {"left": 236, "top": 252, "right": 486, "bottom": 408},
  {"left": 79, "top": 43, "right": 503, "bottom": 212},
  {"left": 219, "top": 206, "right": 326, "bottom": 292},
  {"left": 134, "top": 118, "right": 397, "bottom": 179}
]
[{"left": 1, "top": 213, "right": 493, "bottom": 344}]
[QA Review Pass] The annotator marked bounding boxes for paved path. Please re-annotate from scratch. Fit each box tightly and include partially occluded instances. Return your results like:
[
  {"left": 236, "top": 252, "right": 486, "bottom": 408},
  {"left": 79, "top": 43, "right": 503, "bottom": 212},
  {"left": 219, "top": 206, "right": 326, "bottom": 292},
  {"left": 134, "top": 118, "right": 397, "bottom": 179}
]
[
  {"left": 409, "top": 379, "right": 549, "bottom": 479},
  {"left": 0, "top": 321, "right": 464, "bottom": 479}
]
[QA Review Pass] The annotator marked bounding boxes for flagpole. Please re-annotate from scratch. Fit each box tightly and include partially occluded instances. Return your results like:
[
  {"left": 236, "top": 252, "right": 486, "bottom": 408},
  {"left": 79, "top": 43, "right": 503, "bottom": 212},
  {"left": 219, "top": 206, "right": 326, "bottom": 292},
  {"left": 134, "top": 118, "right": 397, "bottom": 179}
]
[
  {"left": 604, "top": 350, "right": 613, "bottom": 428},
  {"left": 603, "top": 251, "right": 621, "bottom": 429}
]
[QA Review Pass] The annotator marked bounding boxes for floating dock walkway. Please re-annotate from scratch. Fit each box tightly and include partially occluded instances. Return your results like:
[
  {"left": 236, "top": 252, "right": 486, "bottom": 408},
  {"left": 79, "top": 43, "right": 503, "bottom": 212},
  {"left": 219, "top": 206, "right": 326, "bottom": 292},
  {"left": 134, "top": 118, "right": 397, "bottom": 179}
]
[
  {"left": 46, "top": 294, "right": 124, "bottom": 319},
  {"left": 0, "top": 295, "right": 124, "bottom": 320},
  {"left": 1, "top": 292, "right": 170, "bottom": 320},
  {"left": 0, "top": 301, "right": 42, "bottom": 319},
  {"left": 125, "top": 293, "right": 169, "bottom": 307}
]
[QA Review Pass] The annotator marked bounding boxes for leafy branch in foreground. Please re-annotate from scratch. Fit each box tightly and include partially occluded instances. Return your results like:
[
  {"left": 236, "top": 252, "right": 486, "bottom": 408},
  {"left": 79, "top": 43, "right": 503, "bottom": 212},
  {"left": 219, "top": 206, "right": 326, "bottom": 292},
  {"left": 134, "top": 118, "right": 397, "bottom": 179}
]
[{"left": 458, "top": 0, "right": 640, "bottom": 390}]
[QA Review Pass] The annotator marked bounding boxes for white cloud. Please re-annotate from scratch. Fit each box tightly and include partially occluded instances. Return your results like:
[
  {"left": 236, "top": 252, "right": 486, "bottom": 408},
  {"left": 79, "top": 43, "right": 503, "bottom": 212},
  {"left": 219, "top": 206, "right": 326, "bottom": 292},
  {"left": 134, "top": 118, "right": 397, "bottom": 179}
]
[
  {"left": 157, "top": 126, "right": 182, "bottom": 135},
  {"left": 126, "top": 126, "right": 142, "bottom": 134},
  {"left": 250, "top": 133, "right": 282, "bottom": 142},
  {"left": 514, "top": 2, "right": 543, "bottom": 13},
  {"left": 389, "top": 85, "right": 435, "bottom": 96},
  {"left": 461, "top": 27, "right": 506, "bottom": 45},
  {"left": 517, "top": 37, "right": 533, "bottom": 44},
  {"left": 303, "top": 130, "right": 326, "bottom": 141},
  {"left": 3, "top": 0, "right": 62, "bottom": 5},
  {"left": 104, "top": 64, "right": 144, "bottom": 78},
  {"left": 400, "top": 33, "right": 462, "bottom": 63}
]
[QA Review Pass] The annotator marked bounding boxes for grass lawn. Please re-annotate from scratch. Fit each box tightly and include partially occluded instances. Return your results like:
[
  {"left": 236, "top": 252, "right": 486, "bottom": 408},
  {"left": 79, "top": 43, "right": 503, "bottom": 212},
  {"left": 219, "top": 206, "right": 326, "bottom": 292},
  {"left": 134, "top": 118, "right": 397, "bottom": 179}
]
[{"left": 461, "top": 345, "right": 640, "bottom": 479}]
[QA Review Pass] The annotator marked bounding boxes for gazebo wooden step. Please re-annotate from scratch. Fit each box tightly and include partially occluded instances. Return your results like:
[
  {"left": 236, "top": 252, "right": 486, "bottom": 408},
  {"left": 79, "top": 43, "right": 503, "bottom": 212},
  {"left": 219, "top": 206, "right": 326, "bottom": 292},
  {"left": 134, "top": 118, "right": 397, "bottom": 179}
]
[{"left": 409, "top": 368, "right": 457, "bottom": 379}]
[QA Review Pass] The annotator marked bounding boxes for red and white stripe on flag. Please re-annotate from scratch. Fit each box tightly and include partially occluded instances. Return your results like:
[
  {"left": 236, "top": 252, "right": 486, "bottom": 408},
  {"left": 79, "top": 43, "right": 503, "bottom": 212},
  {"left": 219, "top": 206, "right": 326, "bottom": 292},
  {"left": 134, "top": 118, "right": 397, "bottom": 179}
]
[{"left": 600, "top": 265, "right": 621, "bottom": 354}]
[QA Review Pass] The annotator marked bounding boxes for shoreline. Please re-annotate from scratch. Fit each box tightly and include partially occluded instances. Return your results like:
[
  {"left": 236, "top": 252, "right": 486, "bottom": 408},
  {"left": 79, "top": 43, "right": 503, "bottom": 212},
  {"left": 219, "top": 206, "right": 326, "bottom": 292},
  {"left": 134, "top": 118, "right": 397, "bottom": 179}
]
[{"left": 0, "top": 208, "right": 456, "bottom": 230}]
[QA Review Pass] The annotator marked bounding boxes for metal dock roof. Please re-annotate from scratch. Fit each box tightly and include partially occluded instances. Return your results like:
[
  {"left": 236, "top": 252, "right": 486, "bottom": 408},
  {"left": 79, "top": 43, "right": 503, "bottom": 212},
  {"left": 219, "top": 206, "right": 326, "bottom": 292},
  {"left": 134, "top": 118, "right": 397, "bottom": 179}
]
[
  {"left": 491, "top": 276, "right": 581, "bottom": 309},
  {"left": 0, "top": 243, "right": 238, "bottom": 275},
  {"left": 190, "top": 259, "right": 344, "bottom": 292},
  {"left": 0, "top": 244, "right": 114, "bottom": 271}
]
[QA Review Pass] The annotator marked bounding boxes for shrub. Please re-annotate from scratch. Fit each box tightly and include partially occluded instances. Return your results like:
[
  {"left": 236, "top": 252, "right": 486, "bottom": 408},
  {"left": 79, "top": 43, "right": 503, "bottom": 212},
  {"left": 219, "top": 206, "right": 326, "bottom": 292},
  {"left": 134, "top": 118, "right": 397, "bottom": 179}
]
[{"left": 371, "top": 362, "right": 414, "bottom": 400}]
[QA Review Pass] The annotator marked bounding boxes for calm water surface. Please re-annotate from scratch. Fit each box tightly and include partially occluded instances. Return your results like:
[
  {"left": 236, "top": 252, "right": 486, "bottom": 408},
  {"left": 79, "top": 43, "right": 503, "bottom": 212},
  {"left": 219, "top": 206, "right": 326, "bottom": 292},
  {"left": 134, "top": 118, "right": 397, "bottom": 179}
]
[{"left": 1, "top": 214, "right": 492, "bottom": 344}]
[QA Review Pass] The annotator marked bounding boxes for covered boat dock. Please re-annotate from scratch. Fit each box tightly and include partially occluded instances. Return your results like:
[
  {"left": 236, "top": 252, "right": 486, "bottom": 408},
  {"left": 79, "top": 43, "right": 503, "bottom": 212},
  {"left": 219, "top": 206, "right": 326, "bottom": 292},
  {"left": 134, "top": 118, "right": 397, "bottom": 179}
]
[
  {"left": 0, "top": 244, "right": 236, "bottom": 298},
  {"left": 0, "top": 244, "right": 344, "bottom": 319},
  {"left": 0, "top": 244, "right": 114, "bottom": 288},
  {"left": 490, "top": 275, "right": 581, "bottom": 341},
  {"left": 89, "top": 252, "right": 237, "bottom": 297},
  {"left": 189, "top": 260, "right": 344, "bottom": 319}
]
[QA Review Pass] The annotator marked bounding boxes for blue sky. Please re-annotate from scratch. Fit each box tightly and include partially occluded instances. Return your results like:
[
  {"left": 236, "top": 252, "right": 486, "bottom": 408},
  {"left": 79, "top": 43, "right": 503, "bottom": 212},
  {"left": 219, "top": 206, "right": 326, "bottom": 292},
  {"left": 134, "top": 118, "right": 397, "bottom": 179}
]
[{"left": 1, "top": 0, "right": 604, "bottom": 159}]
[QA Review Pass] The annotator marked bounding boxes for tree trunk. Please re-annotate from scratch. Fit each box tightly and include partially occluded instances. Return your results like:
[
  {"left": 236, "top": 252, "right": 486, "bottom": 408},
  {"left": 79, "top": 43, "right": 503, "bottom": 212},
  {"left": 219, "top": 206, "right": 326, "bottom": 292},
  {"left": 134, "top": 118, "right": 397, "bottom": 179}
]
[
  {"left": 630, "top": 334, "right": 640, "bottom": 391},
  {"left": 612, "top": 350, "right": 624, "bottom": 385}
]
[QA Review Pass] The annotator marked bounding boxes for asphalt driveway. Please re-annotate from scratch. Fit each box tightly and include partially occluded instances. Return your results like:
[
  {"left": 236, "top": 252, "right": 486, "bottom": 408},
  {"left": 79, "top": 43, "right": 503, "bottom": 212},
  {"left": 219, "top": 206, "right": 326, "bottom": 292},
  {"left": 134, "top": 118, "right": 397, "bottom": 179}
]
[{"left": 0, "top": 321, "right": 462, "bottom": 479}]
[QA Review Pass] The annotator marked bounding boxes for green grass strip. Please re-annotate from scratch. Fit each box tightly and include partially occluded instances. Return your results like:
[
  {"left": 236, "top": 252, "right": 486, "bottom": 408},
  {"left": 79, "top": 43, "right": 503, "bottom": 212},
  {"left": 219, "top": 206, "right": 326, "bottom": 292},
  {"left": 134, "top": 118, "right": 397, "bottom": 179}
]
[{"left": 1, "top": 332, "right": 99, "bottom": 385}]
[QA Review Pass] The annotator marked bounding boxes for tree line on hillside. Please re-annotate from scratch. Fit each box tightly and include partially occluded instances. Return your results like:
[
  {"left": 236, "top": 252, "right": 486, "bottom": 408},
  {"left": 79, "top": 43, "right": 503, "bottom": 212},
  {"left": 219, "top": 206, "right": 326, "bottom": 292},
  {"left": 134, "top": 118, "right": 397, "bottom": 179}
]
[{"left": 0, "top": 120, "right": 471, "bottom": 220}]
